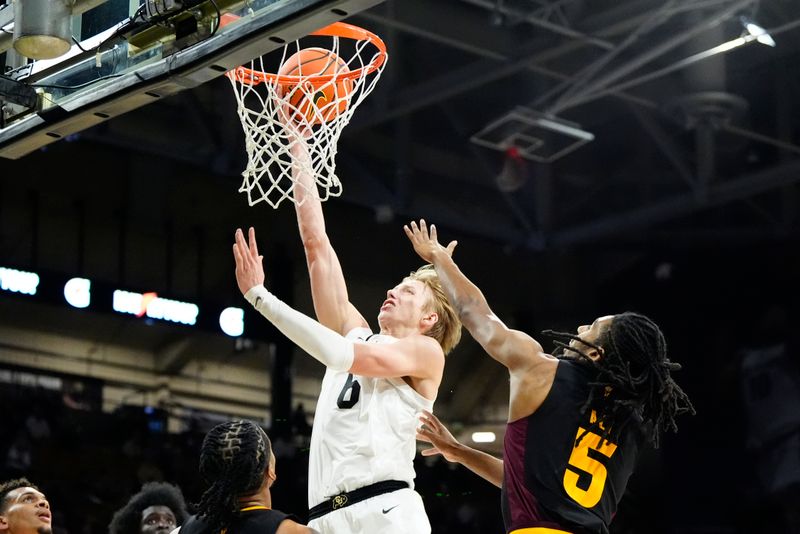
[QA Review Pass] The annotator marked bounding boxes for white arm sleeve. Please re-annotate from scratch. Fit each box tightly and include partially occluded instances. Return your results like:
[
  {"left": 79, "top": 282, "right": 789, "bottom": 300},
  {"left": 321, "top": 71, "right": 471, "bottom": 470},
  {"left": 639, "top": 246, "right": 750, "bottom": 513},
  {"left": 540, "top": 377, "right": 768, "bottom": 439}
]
[{"left": 244, "top": 285, "right": 355, "bottom": 372}]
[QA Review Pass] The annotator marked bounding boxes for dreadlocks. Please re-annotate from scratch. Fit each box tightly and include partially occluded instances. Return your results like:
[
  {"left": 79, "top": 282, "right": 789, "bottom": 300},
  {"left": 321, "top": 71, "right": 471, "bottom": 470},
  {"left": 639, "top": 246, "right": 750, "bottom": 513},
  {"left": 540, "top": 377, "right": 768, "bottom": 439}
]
[
  {"left": 195, "top": 420, "right": 271, "bottom": 533},
  {"left": 543, "top": 312, "right": 695, "bottom": 448},
  {"left": 108, "top": 482, "right": 189, "bottom": 534}
]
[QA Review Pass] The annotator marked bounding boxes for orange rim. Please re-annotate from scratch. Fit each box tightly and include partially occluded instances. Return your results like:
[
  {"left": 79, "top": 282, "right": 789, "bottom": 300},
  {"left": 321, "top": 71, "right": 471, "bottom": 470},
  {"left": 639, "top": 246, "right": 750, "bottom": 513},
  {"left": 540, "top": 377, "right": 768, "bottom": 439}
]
[{"left": 224, "top": 20, "right": 387, "bottom": 87}]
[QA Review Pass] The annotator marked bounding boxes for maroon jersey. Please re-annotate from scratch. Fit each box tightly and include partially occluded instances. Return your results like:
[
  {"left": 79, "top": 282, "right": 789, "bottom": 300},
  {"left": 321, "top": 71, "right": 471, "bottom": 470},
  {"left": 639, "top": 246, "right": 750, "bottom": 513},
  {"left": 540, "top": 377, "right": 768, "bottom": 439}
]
[{"left": 501, "top": 359, "right": 645, "bottom": 534}]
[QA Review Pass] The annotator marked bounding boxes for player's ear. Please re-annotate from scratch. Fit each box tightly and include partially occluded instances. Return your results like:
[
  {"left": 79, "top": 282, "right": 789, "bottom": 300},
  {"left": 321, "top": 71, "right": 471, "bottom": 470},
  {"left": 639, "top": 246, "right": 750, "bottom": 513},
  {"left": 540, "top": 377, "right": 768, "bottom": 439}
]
[
  {"left": 420, "top": 312, "right": 438, "bottom": 332},
  {"left": 0, "top": 513, "right": 9, "bottom": 532},
  {"left": 586, "top": 346, "right": 604, "bottom": 362},
  {"left": 266, "top": 452, "right": 277, "bottom": 488}
]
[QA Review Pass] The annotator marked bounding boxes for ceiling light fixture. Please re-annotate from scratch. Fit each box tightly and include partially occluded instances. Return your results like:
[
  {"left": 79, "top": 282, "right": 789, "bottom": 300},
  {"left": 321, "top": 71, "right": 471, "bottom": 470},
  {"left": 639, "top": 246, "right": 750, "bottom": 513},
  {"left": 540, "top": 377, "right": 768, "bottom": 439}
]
[
  {"left": 741, "top": 16, "right": 776, "bottom": 47},
  {"left": 13, "top": 0, "right": 72, "bottom": 60}
]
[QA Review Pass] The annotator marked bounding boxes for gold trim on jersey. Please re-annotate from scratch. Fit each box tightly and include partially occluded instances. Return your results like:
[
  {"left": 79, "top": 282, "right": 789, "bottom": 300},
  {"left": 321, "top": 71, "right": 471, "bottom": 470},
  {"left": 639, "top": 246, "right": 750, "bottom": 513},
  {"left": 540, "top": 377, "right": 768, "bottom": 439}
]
[
  {"left": 239, "top": 505, "right": 271, "bottom": 512},
  {"left": 510, "top": 528, "right": 573, "bottom": 534}
]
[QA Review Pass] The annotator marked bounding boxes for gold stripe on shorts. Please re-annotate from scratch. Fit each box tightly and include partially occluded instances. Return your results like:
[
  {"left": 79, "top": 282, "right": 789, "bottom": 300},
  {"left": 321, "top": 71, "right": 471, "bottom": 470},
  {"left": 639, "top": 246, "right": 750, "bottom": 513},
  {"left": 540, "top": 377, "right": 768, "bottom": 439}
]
[{"left": 510, "top": 528, "right": 573, "bottom": 534}]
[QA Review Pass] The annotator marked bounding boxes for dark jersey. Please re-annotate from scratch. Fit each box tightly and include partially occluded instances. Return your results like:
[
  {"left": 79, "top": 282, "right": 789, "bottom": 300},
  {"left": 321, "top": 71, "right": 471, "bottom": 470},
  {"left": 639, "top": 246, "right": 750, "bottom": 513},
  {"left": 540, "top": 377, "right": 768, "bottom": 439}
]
[
  {"left": 180, "top": 506, "right": 295, "bottom": 534},
  {"left": 501, "top": 359, "right": 645, "bottom": 534}
]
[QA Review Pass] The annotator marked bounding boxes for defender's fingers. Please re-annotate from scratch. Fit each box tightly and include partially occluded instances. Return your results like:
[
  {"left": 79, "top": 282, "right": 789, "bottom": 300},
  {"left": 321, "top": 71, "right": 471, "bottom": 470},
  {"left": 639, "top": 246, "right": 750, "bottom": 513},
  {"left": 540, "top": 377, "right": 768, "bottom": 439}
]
[
  {"left": 420, "top": 447, "right": 441, "bottom": 457},
  {"left": 420, "top": 409, "right": 440, "bottom": 423},
  {"left": 430, "top": 224, "right": 438, "bottom": 242},
  {"left": 419, "top": 414, "right": 440, "bottom": 433},
  {"left": 420, "top": 409, "right": 439, "bottom": 424}
]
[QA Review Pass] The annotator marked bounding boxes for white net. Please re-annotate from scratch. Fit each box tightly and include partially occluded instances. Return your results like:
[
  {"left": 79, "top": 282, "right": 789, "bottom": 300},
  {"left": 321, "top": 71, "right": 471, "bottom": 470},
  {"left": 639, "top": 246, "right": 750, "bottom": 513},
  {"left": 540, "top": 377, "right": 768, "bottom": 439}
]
[{"left": 227, "top": 23, "right": 387, "bottom": 209}]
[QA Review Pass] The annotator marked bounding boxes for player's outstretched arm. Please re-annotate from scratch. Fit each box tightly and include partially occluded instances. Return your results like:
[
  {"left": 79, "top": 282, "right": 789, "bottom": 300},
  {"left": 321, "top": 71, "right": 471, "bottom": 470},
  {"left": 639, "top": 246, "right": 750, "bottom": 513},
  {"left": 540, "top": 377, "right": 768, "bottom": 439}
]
[
  {"left": 244, "top": 282, "right": 440, "bottom": 380},
  {"left": 234, "top": 227, "right": 441, "bottom": 381},
  {"left": 290, "top": 140, "right": 367, "bottom": 335},
  {"left": 417, "top": 410, "right": 503, "bottom": 488},
  {"left": 404, "top": 220, "right": 545, "bottom": 373},
  {"left": 234, "top": 226, "right": 353, "bottom": 372}
]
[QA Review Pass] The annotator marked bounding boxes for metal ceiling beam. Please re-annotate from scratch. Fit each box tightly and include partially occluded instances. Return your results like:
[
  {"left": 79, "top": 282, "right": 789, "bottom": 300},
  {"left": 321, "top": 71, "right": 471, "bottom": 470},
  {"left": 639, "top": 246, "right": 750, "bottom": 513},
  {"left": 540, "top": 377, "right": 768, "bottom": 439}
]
[
  {"left": 550, "top": 0, "right": 757, "bottom": 113},
  {"left": 459, "top": 0, "right": 616, "bottom": 50},
  {"left": 547, "top": 0, "right": 681, "bottom": 113},
  {"left": 576, "top": 0, "right": 741, "bottom": 37},
  {"left": 723, "top": 124, "right": 800, "bottom": 157},
  {"left": 565, "top": 16, "right": 800, "bottom": 111},
  {"left": 552, "top": 160, "right": 800, "bottom": 247},
  {"left": 629, "top": 105, "right": 695, "bottom": 188},
  {"left": 360, "top": 0, "right": 517, "bottom": 60},
  {"left": 351, "top": 0, "right": 675, "bottom": 130}
]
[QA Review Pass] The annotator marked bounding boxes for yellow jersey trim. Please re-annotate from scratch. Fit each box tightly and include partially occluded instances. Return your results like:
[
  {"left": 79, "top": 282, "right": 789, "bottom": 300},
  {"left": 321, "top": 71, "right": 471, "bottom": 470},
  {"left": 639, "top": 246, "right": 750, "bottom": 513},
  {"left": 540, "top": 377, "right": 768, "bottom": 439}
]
[
  {"left": 239, "top": 505, "right": 271, "bottom": 512},
  {"left": 510, "top": 528, "right": 573, "bottom": 534}
]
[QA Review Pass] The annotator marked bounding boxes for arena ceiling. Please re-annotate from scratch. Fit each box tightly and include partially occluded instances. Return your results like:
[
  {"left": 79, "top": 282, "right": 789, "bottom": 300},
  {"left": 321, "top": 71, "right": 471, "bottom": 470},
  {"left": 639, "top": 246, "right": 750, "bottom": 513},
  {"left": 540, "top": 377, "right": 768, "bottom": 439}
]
[{"left": 71, "top": 0, "right": 800, "bottom": 249}]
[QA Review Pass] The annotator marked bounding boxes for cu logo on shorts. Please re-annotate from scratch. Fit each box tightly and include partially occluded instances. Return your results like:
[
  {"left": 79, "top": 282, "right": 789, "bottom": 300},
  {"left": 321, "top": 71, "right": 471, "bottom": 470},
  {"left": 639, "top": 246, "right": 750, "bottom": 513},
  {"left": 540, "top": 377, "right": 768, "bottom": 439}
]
[{"left": 332, "top": 495, "right": 348, "bottom": 509}]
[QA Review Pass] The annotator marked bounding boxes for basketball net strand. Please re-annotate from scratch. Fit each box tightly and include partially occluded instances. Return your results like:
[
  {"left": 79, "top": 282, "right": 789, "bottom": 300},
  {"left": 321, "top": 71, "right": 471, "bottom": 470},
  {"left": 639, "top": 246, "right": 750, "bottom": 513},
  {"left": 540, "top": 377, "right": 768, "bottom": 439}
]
[{"left": 228, "top": 34, "right": 386, "bottom": 209}]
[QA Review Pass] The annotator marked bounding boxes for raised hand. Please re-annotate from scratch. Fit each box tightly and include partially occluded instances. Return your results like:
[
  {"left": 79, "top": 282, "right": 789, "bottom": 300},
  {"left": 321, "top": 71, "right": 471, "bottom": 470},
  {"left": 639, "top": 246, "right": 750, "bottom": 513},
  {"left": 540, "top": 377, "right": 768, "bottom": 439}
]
[
  {"left": 403, "top": 219, "right": 457, "bottom": 264},
  {"left": 416, "top": 410, "right": 462, "bottom": 463},
  {"left": 232, "top": 227, "right": 265, "bottom": 295}
]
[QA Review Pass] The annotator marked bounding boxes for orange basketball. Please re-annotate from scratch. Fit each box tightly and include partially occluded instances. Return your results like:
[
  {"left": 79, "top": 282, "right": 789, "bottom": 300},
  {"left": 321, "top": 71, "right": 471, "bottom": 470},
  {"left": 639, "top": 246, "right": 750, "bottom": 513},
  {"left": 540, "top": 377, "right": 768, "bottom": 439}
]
[{"left": 277, "top": 47, "right": 353, "bottom": 125}]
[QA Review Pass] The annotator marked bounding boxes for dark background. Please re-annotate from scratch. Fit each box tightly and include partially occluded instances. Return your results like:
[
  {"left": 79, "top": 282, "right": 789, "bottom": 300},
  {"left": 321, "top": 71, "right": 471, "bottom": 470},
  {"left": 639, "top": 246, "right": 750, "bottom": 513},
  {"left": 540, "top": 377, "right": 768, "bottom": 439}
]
[{"left": 3, "top": 0, "right": 800, "bottom": 532}]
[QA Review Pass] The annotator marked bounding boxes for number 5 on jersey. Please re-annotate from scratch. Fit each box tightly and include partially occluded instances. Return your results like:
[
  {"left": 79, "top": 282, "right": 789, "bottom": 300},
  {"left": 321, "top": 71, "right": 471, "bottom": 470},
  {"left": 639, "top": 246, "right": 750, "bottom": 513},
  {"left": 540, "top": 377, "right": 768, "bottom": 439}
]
[
  {"left": 562, "top": 427, "right": 618, "bottom": 508},
  {"left": 337, "top": 373, "right": 361, "bottom": 409}
]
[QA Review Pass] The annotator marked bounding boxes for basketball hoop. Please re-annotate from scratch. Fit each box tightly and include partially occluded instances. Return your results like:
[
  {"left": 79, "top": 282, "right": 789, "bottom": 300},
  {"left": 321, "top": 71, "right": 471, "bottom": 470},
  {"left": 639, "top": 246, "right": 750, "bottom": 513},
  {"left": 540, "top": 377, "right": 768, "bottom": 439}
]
[{"left": 224, "top": 17, "right": 387, "bottom": 208}]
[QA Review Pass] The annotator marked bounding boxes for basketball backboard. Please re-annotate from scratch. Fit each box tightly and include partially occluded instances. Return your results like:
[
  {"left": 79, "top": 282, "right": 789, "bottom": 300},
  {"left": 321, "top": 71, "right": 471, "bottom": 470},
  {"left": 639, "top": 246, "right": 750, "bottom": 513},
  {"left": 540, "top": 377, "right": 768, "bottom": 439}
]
[
  {"left": 470, "top": 106, "right": 595, "bottom": 163},
  {"left": 0, "top": 0, "right": 385, "bottom": 159}
]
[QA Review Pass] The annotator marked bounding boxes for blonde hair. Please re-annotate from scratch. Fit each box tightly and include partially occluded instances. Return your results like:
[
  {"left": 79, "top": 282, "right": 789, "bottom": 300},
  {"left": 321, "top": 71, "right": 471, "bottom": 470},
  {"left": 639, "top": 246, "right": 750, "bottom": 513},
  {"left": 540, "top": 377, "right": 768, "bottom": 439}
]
[{"left": 407, "top": 264, "right": 462, "bottom": 355}]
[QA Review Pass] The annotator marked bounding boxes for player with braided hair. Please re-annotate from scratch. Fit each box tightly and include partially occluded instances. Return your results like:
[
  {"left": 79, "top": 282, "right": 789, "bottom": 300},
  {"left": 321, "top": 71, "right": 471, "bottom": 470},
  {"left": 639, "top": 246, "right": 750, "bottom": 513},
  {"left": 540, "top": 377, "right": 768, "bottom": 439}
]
[
  {"left": 172, "top": 420, "right": 315, "bottom": 534},
  {"left": 541, "top": 311, "right": 693, "bottom": 449},
  {"left": 405, "top": 220, "right": 695, "bottom": 534},
  {"left": 109, "top": 481, "right": 188, "bottom": 534}
]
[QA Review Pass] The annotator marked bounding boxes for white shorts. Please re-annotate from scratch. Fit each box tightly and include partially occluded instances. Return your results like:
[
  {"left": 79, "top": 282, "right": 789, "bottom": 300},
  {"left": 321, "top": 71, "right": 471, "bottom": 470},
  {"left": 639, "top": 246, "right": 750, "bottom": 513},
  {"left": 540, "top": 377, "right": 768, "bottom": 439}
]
[{"left": 308, "top": 488, "right": 431, "bottom": 534}]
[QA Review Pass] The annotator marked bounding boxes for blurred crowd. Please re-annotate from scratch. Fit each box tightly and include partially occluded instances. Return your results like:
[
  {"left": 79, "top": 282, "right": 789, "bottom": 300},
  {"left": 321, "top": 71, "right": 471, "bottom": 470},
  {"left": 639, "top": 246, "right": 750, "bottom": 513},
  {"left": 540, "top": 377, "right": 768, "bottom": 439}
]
[{"left": 0, "top": 385, "right": 503, "bottom": 534}]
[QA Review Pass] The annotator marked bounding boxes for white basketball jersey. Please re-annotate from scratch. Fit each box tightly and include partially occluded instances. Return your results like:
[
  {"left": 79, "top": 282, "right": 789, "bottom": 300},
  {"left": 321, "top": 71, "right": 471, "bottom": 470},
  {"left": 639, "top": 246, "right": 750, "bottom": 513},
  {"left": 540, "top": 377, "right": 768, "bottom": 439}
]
[{"left": 307, "top": 327, "right": 434, "bottom": 508}]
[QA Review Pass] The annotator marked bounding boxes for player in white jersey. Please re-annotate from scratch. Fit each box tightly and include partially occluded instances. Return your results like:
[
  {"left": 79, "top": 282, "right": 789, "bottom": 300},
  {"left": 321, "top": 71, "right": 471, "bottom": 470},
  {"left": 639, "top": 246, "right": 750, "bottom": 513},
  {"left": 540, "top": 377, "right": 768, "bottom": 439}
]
[
  {"left": 308, "top": 329, "right": 429, "bottom": 504},
  {"left": 306, "top": 329, "right": 433, "bottom": 533},
  {"left": 233, "top": 226, "right": 461, "bottom": 534},
  {"left": 232, "top": 142, "right": 462, "bottom": 534}
]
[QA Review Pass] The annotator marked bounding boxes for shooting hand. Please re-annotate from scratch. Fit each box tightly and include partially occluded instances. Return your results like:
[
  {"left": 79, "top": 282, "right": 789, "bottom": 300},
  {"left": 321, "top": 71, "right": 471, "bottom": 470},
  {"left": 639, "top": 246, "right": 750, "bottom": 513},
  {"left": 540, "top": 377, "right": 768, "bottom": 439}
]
[{"left": 233, "top": 227, "right": 265, "bottom": 295}]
